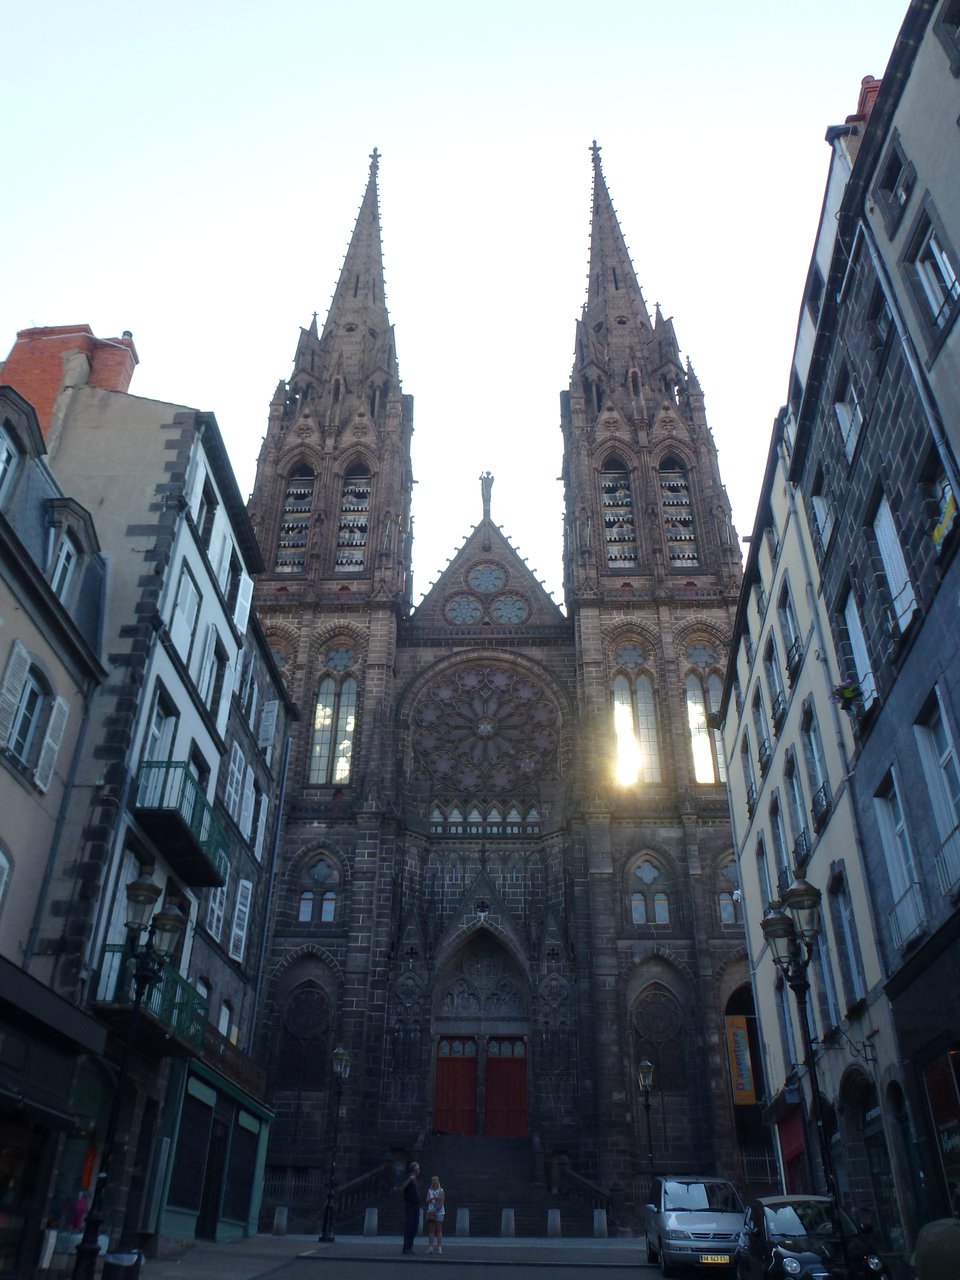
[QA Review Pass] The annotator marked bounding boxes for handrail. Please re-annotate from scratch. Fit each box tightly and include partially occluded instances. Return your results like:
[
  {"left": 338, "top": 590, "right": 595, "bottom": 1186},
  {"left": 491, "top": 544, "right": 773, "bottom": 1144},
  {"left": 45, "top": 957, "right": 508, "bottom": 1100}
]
[
  {"left": 559, "top": 1164, "right": 611, "bottom": 1212},
  {"left": 136, "top": 761, "right": 229, "bottom": 879}
]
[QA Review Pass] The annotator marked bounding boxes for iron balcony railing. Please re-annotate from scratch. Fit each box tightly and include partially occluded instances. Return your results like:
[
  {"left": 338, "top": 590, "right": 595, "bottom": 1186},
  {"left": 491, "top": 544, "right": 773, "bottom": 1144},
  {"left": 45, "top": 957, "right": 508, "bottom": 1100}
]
[
  {"left": 95, "top": 944, "right": 208, "bottom": 1051},
  {"left": 792, "top": 829, "right": 811, "bottom": 867},
  {"left": 771, "top": 691, "right": 787, "bottom": 733},
  {"left": 135, "top": 761, "right": 230, "bottom": 884},
  {"left": 890, "top": 881, "right": 926, "bottom": 950},
  {"left": 811, "top": 782, "right": 832, "bottom": 831},
  {"left": 786, "top": 637, "right": 803, "bottom": 684},
  {"left": 935, "top": 824, "right": 960, "bottom": 896}
]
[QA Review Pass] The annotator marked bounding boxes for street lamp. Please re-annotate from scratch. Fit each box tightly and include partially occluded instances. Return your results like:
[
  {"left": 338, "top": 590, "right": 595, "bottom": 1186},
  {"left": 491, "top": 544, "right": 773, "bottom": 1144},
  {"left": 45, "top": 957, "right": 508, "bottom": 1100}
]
[
  {"left": 637, "top": 1058, "right": 655, "bottom": 1176},
  {"left": 318, "top": 1045, "right": 351, "bottom": 1243},
  {"left": 72, "top": 874, "right": 186, "bottom": 1280},
  {"left": 760, "top": 876, "right": 837, "bottom": 1202}
]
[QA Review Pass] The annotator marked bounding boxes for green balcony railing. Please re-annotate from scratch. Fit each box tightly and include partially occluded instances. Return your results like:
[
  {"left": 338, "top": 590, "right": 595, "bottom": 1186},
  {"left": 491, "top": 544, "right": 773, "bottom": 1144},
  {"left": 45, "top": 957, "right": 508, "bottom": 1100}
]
[
  {"left": 95, "top": 945, "right": 208, "bottom": 1052},
  {"left": 135, "top": 761, "right": 229, "bottom": 884}
]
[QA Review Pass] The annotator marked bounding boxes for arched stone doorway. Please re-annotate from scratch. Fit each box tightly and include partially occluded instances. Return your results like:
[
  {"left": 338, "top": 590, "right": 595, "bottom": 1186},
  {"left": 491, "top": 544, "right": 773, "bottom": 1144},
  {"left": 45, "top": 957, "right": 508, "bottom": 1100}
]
[{"left": 432, "top": 931, "right": 530, "bottom": 1137}]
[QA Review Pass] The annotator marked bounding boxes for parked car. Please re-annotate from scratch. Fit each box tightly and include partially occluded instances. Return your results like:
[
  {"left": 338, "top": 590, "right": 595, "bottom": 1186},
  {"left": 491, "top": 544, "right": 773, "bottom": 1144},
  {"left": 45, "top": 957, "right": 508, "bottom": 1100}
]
[
  {"left": 644, "top": 1175, "right": 744, "bottom": 1274},
  {"left": 735, "top": 1195, "right": 890, "bottom": 1279}
]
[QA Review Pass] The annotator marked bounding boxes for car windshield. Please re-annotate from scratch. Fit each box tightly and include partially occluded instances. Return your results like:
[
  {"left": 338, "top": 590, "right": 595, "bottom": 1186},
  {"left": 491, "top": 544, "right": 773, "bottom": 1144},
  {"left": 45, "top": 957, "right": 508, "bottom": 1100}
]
[
  {"left": 763, "top": 1202, "right": 855, "bottom": 1239},
  {"left": 663, "top": 1181, "right": 743, "bottom": 1213}
]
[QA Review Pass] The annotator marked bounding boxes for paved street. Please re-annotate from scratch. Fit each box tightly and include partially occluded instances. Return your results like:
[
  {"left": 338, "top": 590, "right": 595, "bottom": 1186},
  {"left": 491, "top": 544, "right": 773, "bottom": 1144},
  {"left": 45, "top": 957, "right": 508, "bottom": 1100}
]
[{"left": 132, "top": 1235, "right": 656, "bottom": 1280}]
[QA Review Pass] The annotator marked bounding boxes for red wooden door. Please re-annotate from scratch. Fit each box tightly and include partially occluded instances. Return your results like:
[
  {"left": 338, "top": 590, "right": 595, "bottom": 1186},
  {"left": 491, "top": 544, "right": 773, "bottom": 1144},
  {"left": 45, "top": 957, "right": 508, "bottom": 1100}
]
[
  {"left": 434, "top": 1038, "right": 477, "bottom": 1134},
  {"left": 485, "top": 1038, "right": 527, "bottom": 1137}
]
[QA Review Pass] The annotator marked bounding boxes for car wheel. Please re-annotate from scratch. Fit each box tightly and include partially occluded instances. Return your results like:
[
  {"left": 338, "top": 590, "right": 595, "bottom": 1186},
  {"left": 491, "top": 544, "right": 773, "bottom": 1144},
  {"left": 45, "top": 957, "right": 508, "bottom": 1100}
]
[{"left": 658, "top": 1240, "right": 675, "bottom": 1277}]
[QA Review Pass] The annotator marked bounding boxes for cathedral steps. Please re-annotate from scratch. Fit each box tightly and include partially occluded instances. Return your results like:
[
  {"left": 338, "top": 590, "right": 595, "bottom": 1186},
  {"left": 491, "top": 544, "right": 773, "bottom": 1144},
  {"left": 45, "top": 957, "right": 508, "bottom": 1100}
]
[{"left": 338, "top": 1136, "right": 604, "bottom": 1238}]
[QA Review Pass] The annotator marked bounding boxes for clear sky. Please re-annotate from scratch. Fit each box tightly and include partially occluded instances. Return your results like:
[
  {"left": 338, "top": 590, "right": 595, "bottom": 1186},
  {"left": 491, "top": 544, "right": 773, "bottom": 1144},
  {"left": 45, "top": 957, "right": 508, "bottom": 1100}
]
[{"left": 2, "top": 0, "right": 910, "bottom": 605}]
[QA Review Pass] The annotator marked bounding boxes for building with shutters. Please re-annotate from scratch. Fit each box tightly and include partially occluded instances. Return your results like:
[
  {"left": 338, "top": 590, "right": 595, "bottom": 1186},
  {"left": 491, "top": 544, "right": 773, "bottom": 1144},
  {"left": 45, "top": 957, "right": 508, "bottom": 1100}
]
[{"left": 248, "top": 144, "right": 762, "bottom": 1229}]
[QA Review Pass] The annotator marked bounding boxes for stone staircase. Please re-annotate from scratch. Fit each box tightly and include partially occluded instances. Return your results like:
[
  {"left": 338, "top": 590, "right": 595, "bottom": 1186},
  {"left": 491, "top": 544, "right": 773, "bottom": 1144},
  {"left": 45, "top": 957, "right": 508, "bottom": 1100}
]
[{"left": 337, "top": 1136, "right": 605, "bottom": 1238}]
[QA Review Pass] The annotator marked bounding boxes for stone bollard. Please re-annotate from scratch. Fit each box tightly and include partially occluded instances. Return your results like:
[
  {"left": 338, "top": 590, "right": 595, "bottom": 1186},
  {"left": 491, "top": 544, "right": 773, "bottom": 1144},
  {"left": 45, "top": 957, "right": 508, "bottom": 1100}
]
[
  {"left": 593, "top": 1208, "right": 608, "bottom": 1238},
  {"left": 272, "top": 1206, "right": 288, "bottom": 1236},
  {"left": 363, "top": 1207, "right": 379, "bottom": 1236},
  {"left": 456, "top": 1206, "right": 470, "bottom": 1236},
  {"left": 501, "top": 1208, "right": 515, "bottom": 1237},
  {"left": 547, "top": 1207, "right": 561, "bottom": 1237}
]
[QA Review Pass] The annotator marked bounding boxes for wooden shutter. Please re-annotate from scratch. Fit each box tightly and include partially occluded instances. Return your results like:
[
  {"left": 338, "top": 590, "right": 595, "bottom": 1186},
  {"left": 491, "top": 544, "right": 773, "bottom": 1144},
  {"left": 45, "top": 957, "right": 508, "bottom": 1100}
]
[
  {"left": 259, "top": 700, "right": 278, "bottom": 765},
  {"left": 239, "top": 766, "right": 255, "bottom": 839},
  {"left": 0, "top": 640, "right": 31, "bottom": 745},
  {"left": 233, "top": 573, "right": 254, "bottom": 634},
  {"left": 229, "top": 879, "right": 253, "bottom": 961},
  {"left": 34, "top": 696, "right": 70, "bottom": 791}
]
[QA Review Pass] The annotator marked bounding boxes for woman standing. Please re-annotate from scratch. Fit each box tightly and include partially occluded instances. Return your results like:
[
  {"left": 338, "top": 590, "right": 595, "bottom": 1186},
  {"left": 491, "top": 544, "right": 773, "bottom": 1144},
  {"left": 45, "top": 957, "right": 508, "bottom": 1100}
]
[{"left": 425, "top": 1175, "right": 445, "bottom": 1254}]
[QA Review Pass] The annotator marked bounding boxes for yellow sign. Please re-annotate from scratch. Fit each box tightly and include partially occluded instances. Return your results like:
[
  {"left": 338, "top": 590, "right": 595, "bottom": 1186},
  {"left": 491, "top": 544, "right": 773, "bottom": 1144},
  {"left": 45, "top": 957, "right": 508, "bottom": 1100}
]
[{"left": 725, "top": 1015, "right": 756, "bottom": 1106}]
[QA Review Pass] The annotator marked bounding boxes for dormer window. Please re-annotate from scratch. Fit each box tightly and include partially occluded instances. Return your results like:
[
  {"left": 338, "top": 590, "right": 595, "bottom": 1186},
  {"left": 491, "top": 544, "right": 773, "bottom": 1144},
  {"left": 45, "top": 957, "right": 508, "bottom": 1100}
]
[
  {"left": 50, "top": 532, "right": 80, "bottom": 602},
  {"left": 0, "top": 426, "right": 19, "bottom": 504}
]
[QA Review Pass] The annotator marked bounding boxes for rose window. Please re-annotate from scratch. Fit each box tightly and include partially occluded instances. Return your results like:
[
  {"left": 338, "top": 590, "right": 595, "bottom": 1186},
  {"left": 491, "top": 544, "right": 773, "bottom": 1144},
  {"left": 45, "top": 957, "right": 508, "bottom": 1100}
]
[{"left": 412, "top": 665, "right": 559, "bottom": 794}]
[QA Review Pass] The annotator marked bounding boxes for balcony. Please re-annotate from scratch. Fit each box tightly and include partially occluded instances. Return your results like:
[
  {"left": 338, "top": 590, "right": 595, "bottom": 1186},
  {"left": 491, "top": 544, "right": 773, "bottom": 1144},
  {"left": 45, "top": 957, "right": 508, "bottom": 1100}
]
[
  {"left": 771, "top": 691, "right": 787, "bottom": 734},
  {"left": 135, "top": 762, "right": 229, "bottom": 886},
  {"left": 94, "top": 944, "right": 208, "bottom": 1054},
  {"left": 746, "top": 783, "right": 758, "bottom": 818},
  {"left": 786, "top": 637, "right": 803, "bottom": 685},
  {"left": 890, "top": 881, "right": 926, "bottom": 950},
  {"left": 758, "top": 739, "right": 772, "bottom": 777},
  {"left": 792, "top": 829, "right": 811, "bottom": 868},
  {"left": 935, "top": 825, "right": 960, "bottom": 896},
  {"left": 811, "top": 782, "right": 832, "bottom": 832}
]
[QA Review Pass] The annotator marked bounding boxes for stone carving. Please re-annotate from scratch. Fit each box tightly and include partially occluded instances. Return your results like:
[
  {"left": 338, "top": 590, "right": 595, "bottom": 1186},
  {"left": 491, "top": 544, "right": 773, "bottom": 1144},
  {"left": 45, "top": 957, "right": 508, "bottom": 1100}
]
[{"left": 435, "top": 937, "right": 529, "bottom": 1018}]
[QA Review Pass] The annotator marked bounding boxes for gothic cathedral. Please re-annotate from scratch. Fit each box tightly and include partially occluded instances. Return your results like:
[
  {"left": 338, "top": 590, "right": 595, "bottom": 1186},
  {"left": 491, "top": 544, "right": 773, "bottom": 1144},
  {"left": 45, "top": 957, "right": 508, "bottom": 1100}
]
[{"left": 248, "top": 146, "right": 752, "bottom": 1225}]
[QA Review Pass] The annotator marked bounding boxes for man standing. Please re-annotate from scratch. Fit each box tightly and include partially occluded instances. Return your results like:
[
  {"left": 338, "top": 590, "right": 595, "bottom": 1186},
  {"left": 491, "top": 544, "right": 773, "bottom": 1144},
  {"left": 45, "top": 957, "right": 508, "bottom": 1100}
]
[{"left": 400, "top": 1162, "right": 421, "bottom": 1254}]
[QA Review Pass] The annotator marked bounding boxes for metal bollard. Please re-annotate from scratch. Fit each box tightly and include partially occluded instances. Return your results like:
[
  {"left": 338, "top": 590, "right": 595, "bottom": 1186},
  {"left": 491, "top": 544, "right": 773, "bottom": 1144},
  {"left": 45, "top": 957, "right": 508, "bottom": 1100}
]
[
  {"left": 547, "top": 1207, "right": 561, "bottom": 1237},
  {"left": 363, "top": 1207, "right": 379, "bottom": 1236},
  {"left": 593, "top": 1207, "right": 608, "bottom": 1238},
  {"left": 501, "top": 1207, "right": 515, "bottom": 1236},
  {"left": 456, "top": 1206, "right": 470, "bottom": 1236}
]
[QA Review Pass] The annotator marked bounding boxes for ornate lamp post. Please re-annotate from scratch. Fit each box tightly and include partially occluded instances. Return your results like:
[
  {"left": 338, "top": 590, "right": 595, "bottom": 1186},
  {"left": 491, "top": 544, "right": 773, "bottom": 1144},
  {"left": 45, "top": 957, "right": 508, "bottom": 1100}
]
[
  {"left": 637, "top": 1058, "right": 655, "bottom": 1176},
  {"left": 761, "top": 876, "right": 837, "bottom": 1201},
  {"left": 318, "top": 1046, "right": 351, "bottom": 1243},
  {"left": 73, "top": 874, "right": 186, "bottom": 1280}
]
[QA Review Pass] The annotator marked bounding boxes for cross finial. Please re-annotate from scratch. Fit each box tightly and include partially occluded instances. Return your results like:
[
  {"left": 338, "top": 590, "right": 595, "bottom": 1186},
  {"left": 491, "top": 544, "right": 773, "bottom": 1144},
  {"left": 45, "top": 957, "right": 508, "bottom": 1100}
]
[
  {"left": 369, "top": 147, "right": 380, "bottom": 175},
  {"left": 480, "top": 471, "right": 494, "bottom": 522},
  {"left": 590, "top": 139, "right": 602, "bottom": 175}
]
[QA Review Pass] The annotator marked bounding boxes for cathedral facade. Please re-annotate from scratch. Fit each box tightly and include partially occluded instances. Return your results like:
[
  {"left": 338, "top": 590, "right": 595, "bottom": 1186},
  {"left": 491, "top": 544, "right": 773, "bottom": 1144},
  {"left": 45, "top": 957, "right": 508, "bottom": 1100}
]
[{"left": 248, "top": 147, "right": 754, "bottom": 1224}]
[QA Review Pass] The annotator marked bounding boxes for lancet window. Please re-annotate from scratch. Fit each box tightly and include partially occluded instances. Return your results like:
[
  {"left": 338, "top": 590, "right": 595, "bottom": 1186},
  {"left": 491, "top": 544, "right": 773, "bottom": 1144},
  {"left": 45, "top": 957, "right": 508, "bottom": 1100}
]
[
  {"left": 308, "top": 647, "right": 358, "bottom": 785},
  {"left": 600, "top": 457, "right": 638, "bottom": 570},
  {"left": 684, "top": 643, "right": 726, "bottom": 784},
  {"left": 612, "top": 672, "right": 661, "bottom": 785},
  {"left": 274, "top": 466, "right": 315, "bottom": 573},
  {"left": 659, "top": 458, "right": 699, "bottom": 568},
  {"left": 335, "top": 464, "right": 371, "bottom": 572},
  {"left": 297, "top": 857, "right": 340, "bottom": 924}
]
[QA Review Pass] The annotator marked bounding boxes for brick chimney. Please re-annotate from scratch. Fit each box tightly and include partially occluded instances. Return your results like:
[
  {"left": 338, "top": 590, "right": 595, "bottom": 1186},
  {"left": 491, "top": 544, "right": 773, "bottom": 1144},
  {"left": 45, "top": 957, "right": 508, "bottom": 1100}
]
[
  {"left": 847, "top": 75, "right": 882, "bottom": 125},
  {"left": 1, "top": 324, "right": 138, "bottom": 437}
]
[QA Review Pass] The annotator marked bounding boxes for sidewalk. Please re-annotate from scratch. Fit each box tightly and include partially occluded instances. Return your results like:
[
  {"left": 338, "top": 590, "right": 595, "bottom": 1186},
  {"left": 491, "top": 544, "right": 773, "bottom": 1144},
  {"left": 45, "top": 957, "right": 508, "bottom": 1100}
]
[{"left": 136, "top": 1233, "right": 645, "bottom": 1279}]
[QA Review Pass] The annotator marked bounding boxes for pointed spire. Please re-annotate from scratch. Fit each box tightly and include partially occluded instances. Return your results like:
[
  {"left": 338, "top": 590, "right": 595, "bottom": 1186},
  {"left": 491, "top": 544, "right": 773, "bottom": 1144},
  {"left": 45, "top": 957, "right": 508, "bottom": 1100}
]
[
  {"left": 583, "top": 140, "right": 653, "bottom": 342},
  {"left": 480, "top": 471, "right": 494, "bottom": 522}
]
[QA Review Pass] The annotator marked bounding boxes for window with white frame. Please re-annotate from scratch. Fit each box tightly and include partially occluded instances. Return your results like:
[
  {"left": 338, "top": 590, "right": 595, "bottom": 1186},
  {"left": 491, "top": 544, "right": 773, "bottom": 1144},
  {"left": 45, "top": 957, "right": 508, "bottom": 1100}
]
[
  {"left": 842, "top": 591, "right": 877, "bottom": 708},
  {"left": 800, "top": 704, "right": 831, "bottom": 830},
  {"left": 50, "top": 532, "right": 81, "bottom": 603},
  {"left": 0, "top": 426, "right": 19, "bottom": 504},
  {"left": 875, "top": 771, "right": 925, "bottom": 948},
  {"left": 0, "top": 640, "right": 69, "bottom": 791},
  {"left": 833, "top": 364, "right": 864, "bottom": 460},
  {"left": 741, "top": 732, "right": 757, "bottom": 815},
  {"left": 906, "top": 210, "right": 960, "bottom": 334},
  {"left": 872, "top": 495, "right": 917, "bottom": 633},
  {"left": 828, "top": 866, "right": 867, "bottom": 1007},
  {"left": 811, "top": 469, "right": 834, "bottom": 553},
  {"left": 755, "top": 834, "right": 773, "bottom": 909},
  {"left": 784, "top": 753, "right": 809, "bottom": 864},
  {"left": 812, "top": 934, "right": 841, "bottom": 1034},
  {"left": 169, "top": 564, "right": 201, "bottom": 662},
  {"left": 915, "top": 691, "right": 960, "bottom": 895},
  {"left": 752, "top": 688, "right": 770, "bottom": 775},
  {"left": 769, "top": 798, "right": 790, "bottom": 881},
  {"left": 764, "top": 635, "right": 786, "bottom": 728},
  {"left": 612, "top": 672, "right": 662, "bottom": 784},
  {"left": 224, "top": 743, "right": 245, "bottom": 822},
  {"left": 205, "top": 869, "right": 229, "bottom": 943},
  {"left": 778, "top": 581, "right": 802, "bottom": 678}
]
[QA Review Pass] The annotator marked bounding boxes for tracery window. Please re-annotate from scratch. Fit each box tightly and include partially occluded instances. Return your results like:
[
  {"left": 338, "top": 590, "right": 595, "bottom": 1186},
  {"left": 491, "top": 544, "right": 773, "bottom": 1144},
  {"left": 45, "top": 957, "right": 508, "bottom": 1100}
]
[
  {"left": 660, "top": 458, "right": 699, "bottom": 568},
  {"left": 297, "top": 857, "right": 340, "bottom": 924},
  {"left": 684, "top": 644, "right": 726, "bottom": 784},
  {"left": 274, "top": 466, "right": 315, "bottom": 573},
  {"left": 599, "top": 457, "right": 638, "bottom": 569},
  {"left": 612, "top": 671, "right": 661, "bottom": 785},
  {"left": 309, "top": 646, "right": 358, "bottom": 785},
  {"left": 335, "top": 464, "right": 371, "bottom": 572},
  {"left": 627, "top": 857, "right": 672, "bottom": 928}
]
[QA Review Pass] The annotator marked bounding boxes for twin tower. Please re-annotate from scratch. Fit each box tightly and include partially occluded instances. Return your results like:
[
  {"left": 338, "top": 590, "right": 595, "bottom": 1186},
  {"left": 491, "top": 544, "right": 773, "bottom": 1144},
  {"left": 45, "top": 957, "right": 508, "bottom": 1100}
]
[{"left": 247, "top": 145, "right": 749, "bottom": 1224}]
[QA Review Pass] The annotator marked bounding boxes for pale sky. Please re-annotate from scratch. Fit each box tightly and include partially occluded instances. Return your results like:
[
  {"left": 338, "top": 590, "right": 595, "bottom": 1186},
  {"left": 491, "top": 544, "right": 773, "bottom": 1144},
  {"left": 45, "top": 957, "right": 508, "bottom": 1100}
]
[{"left": 2, "top": 1, "right": 909, "bottom": 606}]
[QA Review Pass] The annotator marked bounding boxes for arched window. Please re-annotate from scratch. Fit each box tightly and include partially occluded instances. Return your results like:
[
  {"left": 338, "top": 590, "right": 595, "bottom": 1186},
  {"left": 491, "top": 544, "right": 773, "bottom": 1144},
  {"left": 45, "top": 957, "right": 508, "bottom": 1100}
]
[
  {"left": 653, "top": 891, "right": 670, "bottom": 924},
  {"left": 274, "top": 466, "right": 315, "bottom": 573},
  {"left": 309, "top": 647, "right": 358, "bottom": 785},
  {"left": 298, "top": 857, "right": 340, "bottom": 924},
  {"left": 627, "top": 856, "right": 673, "bottom": 928},
  {"left": 599, "top": 457, "right": 638, "bottom": 569},
  {"left": 612, "top": 672, "right": 662, "bottom": 784},
  {"left": 659, "top": 458, "right": 699, "bottom": 568},
  {"left": 335, "top": 464, "right": 371, "bottom": 572},
  {"left": 277, "top": 984, "right": 331, "bottom": 1088},
  {"left": 684, "top": 645, "right": 726, "bottom": 784},
  {"left": 0, "top": 641, "right": 68, "bottom": 792}
]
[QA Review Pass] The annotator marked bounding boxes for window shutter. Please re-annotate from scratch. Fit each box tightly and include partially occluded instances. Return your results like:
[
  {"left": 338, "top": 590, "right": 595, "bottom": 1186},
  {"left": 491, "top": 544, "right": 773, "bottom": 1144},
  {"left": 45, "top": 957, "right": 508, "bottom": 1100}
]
[
  {"left": 239, "top": 765, "right": 255, "bottom": 839},
  {"left": 873, "top": 496, "right": 916, "bottom": 630},
  {"left": 843, "top": 594, "right": 877, "bottom": 706},
  {"left": 233, "top": 573, "right": 254, "bottom": 634},
  {"left": 229, "top": 879, "right": 253, "bottom": 961},
  {"left": 34, "top": 696, "right": 70, "bottom": 791},
  {"left": 169, "top": 571, "right": 200, "bottom": 659},
  {"left": 259, "top": 699, "right": 278, "bottom": 765},
  {"left": 225, "top": 743, "right": 245, "bottom": 820},
  {"left": 197, "top": 623, "right": 217, "bottom": 701},
  {"left": 254, "top": 796, "right": 269, "bottom": 860},
  {"left": 0, "top": 640, "right": 31, "bottom": 745},
  {"left": 206, "top": 870, "right": 229, "bottom": 941},
  {"left": 186, "top": 457, "right": 206, "bottom": 518}
]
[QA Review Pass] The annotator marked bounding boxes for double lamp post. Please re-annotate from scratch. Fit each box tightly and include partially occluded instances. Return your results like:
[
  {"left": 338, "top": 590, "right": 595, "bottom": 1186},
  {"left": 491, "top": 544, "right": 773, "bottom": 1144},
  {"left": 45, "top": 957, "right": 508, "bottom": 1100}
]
[{"left": 761, "top": 874, "right": 838, "bottom": 1202}]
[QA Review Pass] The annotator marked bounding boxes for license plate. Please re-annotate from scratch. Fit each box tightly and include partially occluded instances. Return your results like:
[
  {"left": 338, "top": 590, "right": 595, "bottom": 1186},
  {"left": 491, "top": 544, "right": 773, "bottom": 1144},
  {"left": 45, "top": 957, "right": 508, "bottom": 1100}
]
[{"left": 699, "top": 1255, "right": 730, "bottom": 1265}]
